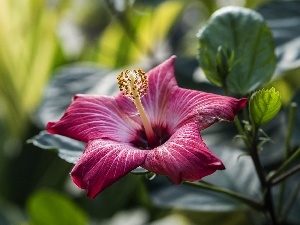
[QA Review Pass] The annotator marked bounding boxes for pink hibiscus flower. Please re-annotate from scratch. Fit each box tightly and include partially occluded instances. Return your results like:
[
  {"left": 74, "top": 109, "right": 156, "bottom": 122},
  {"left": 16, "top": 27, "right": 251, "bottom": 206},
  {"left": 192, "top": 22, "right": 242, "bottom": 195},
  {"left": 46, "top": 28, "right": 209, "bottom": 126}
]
[{"left": 47, "top": 56, "right": 247, "bottom": 199}]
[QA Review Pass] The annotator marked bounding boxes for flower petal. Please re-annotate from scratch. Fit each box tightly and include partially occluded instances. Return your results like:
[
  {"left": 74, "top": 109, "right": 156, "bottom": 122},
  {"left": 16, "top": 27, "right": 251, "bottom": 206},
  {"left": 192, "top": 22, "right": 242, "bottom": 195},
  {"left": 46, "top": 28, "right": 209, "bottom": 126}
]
[
  {"left": 143, "top": 122, "right": 225, "bottom": 184},
  {"left": 47, "top": 94, "right": 141, "bottom": 143},
  {"left": 142, "top": 56, "right": 178, "bottom": 127},
  {"left": 167, "top": 88, "right": 247, "bottom": 132},
  {"left": 71, "top": 139, "right": 148, "bottom": 199}
]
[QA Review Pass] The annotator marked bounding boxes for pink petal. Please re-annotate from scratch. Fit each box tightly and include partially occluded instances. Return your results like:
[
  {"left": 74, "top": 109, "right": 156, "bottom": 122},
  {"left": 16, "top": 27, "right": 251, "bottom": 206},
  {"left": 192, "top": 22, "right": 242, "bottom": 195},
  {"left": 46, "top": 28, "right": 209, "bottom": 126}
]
[
  {"left": 71, "top": 139, "right": 148, "bottom": 199},
  {"left": 47, "top": 94, "right": 141, "bottom": 143},
  {"left": 141, "top": 56, "right": 178, "bottom": 127},
  {"left": 167, "top": 88, "right": 247, "bottom": 132},
  {"left": 143, "top": 122, "right": 225, "bottom": 184}
]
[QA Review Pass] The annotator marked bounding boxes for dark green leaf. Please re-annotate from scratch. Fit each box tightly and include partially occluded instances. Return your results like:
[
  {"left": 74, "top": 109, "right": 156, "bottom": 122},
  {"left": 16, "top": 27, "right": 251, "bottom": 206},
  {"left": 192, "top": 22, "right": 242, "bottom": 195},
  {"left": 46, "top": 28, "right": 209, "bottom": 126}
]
[
  {"left": 291, "top": 91, "right": 300, "bottom": 148},
  {"left": 0, "top": 198, "right": 25, "bottom": 225},
  {"left": 198, "top": 6, "right": 276, "bottom": 94},
  {"left": 147, "top": 145, "right": 260, "bottom": 212},
  {"left": 257, "top": 1, "right": 300, "bottom": 76},
  {"left": 27, "top": 189, "right": 87, "bottom": 225},
  {"left": 34, "top": 64, "right": 115, "bottom": 127},
  {"left": 272, "top": 172, "right": 300, "bottom": 225},
  {"left": 249, "top": 88, "right": 282, "bottom": 127},
  {"left": 28, "top": 131, "right": 84, "bottom": 164}
]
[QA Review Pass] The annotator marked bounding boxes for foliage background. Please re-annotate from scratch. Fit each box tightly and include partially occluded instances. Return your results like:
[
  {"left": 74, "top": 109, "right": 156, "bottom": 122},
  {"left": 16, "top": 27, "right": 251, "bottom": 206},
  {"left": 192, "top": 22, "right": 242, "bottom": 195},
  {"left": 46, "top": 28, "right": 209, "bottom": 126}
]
[{"left": 0, "top": 0, "right": 299, "bottom": 224}]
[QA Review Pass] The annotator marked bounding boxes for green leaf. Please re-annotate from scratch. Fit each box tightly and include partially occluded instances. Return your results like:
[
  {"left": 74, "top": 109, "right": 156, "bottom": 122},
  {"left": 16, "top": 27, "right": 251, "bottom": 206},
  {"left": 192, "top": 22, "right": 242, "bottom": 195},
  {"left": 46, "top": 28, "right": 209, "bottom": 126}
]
[
  {"left": 249, "top": 88, "right": 282, "bottom": 127},
  {"left": 27, "top": 189, "right": 87, "bottom": 225},
  {"left": 198, "top": 6, "right": 276, "bottom": 94},
  {"left": 28, "top": 131, "right": 84, "bottom": 164}
]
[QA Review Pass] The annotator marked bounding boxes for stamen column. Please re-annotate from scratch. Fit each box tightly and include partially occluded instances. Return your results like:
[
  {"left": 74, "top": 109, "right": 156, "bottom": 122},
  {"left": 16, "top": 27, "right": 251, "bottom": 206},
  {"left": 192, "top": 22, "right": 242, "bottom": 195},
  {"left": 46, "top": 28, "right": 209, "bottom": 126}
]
[{"left": 118, "top": 70, "right": 157, "bottom": 144}]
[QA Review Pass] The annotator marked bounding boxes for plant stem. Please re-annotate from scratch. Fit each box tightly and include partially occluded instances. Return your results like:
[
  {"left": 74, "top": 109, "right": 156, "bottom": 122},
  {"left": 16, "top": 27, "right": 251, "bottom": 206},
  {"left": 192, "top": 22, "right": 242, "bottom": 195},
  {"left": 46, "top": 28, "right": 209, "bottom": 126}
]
[
  {"left": 234, "top": 117, "right": 251, "bottom": 149},
  {"left": 248, "top": 127, "right": 278, "bottom": 225},
  {"left": 183, "top": 181, "right": 263, "bottom": 211},
  {"left": 233, "top": 106, "right": 278, "bottom": 223}
]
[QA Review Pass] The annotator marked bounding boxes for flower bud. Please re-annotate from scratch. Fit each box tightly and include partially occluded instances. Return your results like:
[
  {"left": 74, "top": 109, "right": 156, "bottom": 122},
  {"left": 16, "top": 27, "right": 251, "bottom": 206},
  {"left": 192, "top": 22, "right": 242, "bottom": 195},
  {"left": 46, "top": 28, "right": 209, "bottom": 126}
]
[{"left": 216, "top": 45, "right": 235, "bottom": 83}]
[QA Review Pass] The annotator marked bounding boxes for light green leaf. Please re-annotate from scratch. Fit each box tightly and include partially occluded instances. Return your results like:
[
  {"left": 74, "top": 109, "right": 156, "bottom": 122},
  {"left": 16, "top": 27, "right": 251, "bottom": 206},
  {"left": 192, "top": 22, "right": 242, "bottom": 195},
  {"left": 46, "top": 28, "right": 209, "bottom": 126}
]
[
  {"left": 0, "top": 0, "right": 63, "bottom": 137},
  {"left": 27, "top": 189, "right": 87, "bottom": 225},
  {"left": 98, "top": 1, "right": 184, "bottom": 68},
  {"left": 198, "top": 6, "right": 276, "bottom": 94},
  {"left": 249, "top": 88, "right": 281, "bottom": 127}
]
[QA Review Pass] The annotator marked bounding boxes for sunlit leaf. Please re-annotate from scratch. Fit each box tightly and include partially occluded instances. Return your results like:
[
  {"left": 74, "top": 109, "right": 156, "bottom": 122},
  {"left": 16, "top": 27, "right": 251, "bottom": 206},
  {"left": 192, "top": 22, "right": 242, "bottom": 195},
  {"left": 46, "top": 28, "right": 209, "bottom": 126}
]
[
  {"left": 249, "top": 88, "right": 282, "bottom": 127},
  {"left": 98, "top": 1, "right": 184, "bottom": 68},
  {"left": 27, "top": 189, "right": 87, "bottom": 225},
  {"left": 198, "top": 6, "right": 276, "bottom": 94},
  {"left": 0, "top": 0, "right": 63, "bottom": 137}
]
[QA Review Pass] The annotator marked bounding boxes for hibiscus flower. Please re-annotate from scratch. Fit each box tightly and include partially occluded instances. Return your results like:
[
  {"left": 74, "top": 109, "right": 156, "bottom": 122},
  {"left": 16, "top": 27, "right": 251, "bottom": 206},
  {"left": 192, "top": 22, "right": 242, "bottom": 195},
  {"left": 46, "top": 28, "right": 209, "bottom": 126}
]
[{"left": 47, "top": 56, "right": 247, "bottom": 199}]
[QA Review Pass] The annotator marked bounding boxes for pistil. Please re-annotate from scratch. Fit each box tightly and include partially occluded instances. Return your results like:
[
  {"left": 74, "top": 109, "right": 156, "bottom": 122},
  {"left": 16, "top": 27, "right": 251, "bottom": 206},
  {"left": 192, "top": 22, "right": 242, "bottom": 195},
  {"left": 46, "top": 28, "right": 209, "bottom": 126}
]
[{"left": 117, "top": 69, "right": 157, "bottom": 144}]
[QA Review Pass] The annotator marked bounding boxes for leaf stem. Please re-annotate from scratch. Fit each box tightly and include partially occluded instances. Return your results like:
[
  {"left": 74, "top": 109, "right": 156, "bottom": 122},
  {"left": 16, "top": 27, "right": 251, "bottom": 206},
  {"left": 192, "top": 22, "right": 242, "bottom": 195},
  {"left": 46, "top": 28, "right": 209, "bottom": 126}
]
[
  {"left": 183, "top": 181, "right": 263, "bottom": 211},
  {"left": 284, "top": 102, "right": 297, "bottom": 158},
  {"left": 267, "top": 147, "right": 300, "bottom": 183},
  {"left": 271, "top": 164, "right": 300, "bottom": 186}
]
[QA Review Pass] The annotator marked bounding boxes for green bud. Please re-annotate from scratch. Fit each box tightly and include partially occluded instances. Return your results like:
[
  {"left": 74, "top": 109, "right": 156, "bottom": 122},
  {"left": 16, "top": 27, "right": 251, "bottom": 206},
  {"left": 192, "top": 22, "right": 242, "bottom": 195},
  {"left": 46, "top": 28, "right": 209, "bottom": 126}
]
[
  {"left": 216, "top": 45, "right": 235, "bottom": 82},
  {"left": 249, "top": 88, "right": 282, "bottom": 127}
]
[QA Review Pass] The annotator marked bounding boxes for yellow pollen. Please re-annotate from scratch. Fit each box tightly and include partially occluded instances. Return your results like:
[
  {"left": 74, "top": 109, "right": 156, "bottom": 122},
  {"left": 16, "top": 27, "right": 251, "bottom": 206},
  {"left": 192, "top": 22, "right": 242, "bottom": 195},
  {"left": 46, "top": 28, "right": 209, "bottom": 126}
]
[
  {"left": 117, "top": 69, "right": 156, "bottom": 143},
  {"left": 117, "top": 69, "right": 148, "bottom": 100}
]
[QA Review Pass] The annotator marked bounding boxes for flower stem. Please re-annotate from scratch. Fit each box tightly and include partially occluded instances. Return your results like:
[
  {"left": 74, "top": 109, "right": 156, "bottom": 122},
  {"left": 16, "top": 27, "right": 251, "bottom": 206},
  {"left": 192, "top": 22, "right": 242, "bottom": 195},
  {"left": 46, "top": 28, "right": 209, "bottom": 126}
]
[
  {"left": 234, "top": 115, "right": 278, "bottom": 224},
  {"left": 183, "top": 181, "right": 263, "bottom": 211}
]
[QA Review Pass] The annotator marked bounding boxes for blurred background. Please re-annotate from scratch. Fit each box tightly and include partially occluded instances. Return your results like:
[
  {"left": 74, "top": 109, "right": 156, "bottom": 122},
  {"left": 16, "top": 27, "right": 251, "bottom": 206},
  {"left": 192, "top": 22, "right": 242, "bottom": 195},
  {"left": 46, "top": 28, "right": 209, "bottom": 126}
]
[{"left": 0, "top": 0, "right": 299, "bottom": 224}]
